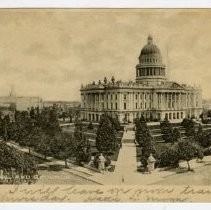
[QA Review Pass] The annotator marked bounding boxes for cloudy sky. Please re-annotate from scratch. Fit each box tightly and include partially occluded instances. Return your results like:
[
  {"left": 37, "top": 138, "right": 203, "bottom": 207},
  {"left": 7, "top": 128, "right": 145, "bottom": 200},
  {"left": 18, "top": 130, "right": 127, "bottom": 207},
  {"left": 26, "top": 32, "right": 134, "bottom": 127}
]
[{"left": 0, "top": 9, "right": 211, "bottom": 100}]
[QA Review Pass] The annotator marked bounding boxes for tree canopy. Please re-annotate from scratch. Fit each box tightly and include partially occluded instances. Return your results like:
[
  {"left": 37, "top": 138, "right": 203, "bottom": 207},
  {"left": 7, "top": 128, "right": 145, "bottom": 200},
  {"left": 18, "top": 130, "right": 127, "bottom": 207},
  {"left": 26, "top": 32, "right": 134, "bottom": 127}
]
[
  {"left": 96, "top": 114, "right": 118, "bottom": 154},
  {"left": 181, "top": 118, "right": 196, "bottom": 137},
  {"left": 0, "top": 141, "right": 38, "bottom": 182},
  {"left": 160, "top": 116, "right": 173, "bottom": 143},
  {"left": 135, "top": 115, "right": 156, "bottom": 168}
]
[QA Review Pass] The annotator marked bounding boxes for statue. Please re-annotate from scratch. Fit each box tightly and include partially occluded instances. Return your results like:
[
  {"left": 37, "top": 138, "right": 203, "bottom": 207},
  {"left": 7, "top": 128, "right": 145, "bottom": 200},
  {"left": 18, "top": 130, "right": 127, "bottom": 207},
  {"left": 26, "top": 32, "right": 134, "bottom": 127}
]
[
  {"left": 147, "top": 154, "right": 156, "bottom": 173},
  {"left": 111, "top": 76, "right": 115, "bottom": 84},
  {"left": 98, "top": 153, "right": 106, "bottom": 174},
  {"left": 104, "top": 77, "right": 107, "bottom": 84}
]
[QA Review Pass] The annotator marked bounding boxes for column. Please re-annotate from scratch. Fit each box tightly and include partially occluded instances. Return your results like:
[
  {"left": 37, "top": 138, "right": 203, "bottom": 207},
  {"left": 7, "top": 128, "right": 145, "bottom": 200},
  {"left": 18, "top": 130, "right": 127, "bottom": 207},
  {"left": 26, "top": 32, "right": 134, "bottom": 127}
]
[
  {"left": 162, "top": 93, "right": 164, "bottom": 109},
  {"left": 179, "top": 93, "right": 181, "bottom": 109},
  {"left": 99, "top": 93, "right": 101, "bottom": 110},
  {"left": 152, "top": 92, "right": 157, "bottom": 109},
  {"left": 167, "top": 93, "right": 169, "bottom": 110},
  {"left": 186, "top": 93, "right": 188, "bottom": 107},
  {"left": 174, "top": 92, "right": 176, "bottom": 110},
  {"left": 119, "top": 92, "right": 123, "bottom": 110},
  {"left": 157, "top": 93, "right": 160, "bottom": 109}
]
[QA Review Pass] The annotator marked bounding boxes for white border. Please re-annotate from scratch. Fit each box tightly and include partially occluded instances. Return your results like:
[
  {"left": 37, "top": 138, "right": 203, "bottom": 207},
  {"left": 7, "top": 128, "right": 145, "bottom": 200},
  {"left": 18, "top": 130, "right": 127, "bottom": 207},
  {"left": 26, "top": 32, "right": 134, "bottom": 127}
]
[
  {"left": 0, "top": 0, "right": 210, "bottom": 8},
  {"left": 0, "top": 203, "right": 211, "bottom": 210},
  {"left": 0, "top": 0, "right": 210, "bottom": 209}
]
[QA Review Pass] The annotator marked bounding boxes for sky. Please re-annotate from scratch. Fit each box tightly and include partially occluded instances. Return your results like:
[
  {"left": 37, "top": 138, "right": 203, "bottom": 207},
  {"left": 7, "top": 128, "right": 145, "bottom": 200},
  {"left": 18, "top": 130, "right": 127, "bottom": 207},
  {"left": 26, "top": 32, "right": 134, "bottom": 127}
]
[{"left": 0, "top": 9, "right": 211, "bottom": 101}]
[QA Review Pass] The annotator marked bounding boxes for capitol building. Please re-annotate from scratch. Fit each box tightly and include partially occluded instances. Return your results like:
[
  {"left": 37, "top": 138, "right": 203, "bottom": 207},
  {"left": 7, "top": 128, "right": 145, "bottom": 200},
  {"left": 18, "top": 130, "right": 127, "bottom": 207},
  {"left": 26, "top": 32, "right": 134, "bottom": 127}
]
[{"left": 80, "top": 35, "right": 202, "bottom": 123}]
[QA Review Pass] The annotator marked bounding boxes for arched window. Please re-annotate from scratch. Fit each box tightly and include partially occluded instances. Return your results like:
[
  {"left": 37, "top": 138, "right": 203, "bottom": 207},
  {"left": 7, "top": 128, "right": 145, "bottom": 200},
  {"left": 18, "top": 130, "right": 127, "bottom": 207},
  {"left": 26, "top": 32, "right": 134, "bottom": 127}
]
[{"left": 169, "top": 113, "right": 172, "bottom": 120}]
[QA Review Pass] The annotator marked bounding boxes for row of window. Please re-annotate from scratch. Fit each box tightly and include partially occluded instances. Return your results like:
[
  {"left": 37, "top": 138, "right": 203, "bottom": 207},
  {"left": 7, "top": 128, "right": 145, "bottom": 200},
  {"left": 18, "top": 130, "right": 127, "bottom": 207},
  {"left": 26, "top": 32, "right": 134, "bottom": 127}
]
[
  {"left": 137, "top": 68, "right": 165, "bottom": 77},
  {"left": 83, "top": 93, "right": 152, "bottom": 101},
  {"left": 165, "top": 112, "right": 184, "bottom": 120},
  {"left": 83, "top": 93, "right": 200, "bottom": 104},
  {"left": 140, "top": 58, "right": 160, "bottom": 63},
  {"left": 100, "top": 102, "right": 152, "bottom": 110},
  {"left": 85, "top": 102, "right": 153, "bottom": 110}
]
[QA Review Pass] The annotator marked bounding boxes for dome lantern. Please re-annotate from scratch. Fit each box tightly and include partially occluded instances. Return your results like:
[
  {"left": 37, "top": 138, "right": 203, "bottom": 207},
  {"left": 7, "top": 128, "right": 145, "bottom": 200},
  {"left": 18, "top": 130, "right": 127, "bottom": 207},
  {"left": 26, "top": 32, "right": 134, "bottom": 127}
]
[{"left": 147, "top": 34, "right": 153, "bottom": 44}]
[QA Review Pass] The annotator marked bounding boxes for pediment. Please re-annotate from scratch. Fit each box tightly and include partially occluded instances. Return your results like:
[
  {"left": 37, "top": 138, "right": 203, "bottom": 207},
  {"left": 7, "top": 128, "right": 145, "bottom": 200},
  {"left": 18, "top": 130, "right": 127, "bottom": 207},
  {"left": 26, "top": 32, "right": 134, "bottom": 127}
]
[{"left": 170, "top": 82, "right": 185, "bottom": 89}]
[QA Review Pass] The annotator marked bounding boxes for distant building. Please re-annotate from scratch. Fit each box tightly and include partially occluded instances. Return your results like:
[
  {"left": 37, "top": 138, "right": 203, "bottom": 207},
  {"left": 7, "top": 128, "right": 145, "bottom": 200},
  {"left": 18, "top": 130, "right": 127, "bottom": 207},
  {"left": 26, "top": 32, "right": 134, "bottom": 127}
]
[
  {"left": 0, "top": 103, "right": 15, "bottom": 122},
  {"left": 0, "top": 90, "right": 43, "bottom": 112},
  {"left": 43, "top": 101, "right": 80, "bottom": 111},
  {"left": 202, "top": 99, "right": 211, "bottom": 110},
  {"left": 80, "top": 35, "right": 202, "bottom": 123},
  {"left": 15, "top": 96, "right": 43, "bottom": 111},
  {"left": 43, "top": 100, "right": 80, "bottom": 108}
]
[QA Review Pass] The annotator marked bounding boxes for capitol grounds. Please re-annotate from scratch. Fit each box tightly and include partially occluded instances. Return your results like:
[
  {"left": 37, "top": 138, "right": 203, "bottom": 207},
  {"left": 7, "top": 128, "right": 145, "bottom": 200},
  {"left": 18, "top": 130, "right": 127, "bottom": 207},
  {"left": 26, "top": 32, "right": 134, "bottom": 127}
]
[
  {"left": 50, "top": 118, "right": 211, "bottom": 185},
  {"left": 2, "top": 110, "right": 211, "bottom": 185},
  {"left": 16, "top": 117, "right": 211, "bottom": 185}
]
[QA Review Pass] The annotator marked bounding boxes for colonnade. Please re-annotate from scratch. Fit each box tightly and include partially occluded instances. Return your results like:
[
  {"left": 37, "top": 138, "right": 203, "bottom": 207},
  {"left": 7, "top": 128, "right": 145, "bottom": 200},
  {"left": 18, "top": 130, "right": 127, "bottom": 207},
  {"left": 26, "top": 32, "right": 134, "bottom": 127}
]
[{"left": 80, "top": 90, "right": 202, "bottom": 122}]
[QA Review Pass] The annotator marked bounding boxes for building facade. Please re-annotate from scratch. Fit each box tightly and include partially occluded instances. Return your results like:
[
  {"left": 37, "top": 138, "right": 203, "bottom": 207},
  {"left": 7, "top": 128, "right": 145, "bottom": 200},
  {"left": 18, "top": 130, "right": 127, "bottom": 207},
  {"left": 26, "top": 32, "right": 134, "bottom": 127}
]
[
  {"left": 0, "top": 93, "right": 43, "bottom": 112},
  {"left": 43, "top": 100, "right": 80, "bottom": 110},
  {"left": 80, "top": 35, "right": 202, "bottom": 123}
]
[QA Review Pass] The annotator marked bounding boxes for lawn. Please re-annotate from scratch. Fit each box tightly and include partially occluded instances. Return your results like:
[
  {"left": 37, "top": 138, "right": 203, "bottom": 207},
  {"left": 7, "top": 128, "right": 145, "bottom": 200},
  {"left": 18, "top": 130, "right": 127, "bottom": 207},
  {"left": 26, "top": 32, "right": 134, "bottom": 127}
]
[
  {"left": 30, "top": 154, "right": 51, "bottom": 164},
  {"left": 37, "top": 170, "right": 97, "bottom": 185},
  {"left": 153, "top": 164, "right": 211, "bottom": 185}
]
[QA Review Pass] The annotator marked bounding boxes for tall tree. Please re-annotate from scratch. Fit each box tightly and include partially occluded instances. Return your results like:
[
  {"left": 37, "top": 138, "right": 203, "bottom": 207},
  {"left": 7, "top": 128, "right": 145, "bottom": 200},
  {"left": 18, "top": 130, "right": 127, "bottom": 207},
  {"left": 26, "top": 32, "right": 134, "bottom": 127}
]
[
  {"left": 50, "top": 132, "right": 76, "bottom": 168},
  {"left": 107, "top": 115, "right": 121, "bottom": 131},
  {"left": 96, "top": 114, "right": 117, "bottom": 154},
  {"left": 135, "top": 115, "right": 156, "bottom": 168},
  {"left": 73, "top": 120, "right": 91, "bottom": 164},
  {"left": 195, "top": 124, "right": 203, "bottom": 143},
  {"left": 177, "top": 138, "right": 202, "bottom": 171},
  {"left": 0, "top": 141, "right": 38, "bottom": 183},
  {"left": 34, "top": 133, "right": 51, "bottom": 159},
  {"left": 172, "top": 127, "right": 181, "bottom": 143},
  {"left": 2, "top": 115, "right": 10, "bottom": 141},
  {"left": 181, "top": 118, "right": 196, "bottom": 137},
  {"left": 160, "top": 116, "right": 173, "bottom": 143}
]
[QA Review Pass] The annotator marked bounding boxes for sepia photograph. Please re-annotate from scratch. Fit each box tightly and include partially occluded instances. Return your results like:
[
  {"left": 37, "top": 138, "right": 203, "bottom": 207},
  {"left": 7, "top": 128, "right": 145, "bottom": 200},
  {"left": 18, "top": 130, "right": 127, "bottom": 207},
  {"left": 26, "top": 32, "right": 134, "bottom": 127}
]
[{"left": 0, "top": 8, "right": 211, "bottom": 202}]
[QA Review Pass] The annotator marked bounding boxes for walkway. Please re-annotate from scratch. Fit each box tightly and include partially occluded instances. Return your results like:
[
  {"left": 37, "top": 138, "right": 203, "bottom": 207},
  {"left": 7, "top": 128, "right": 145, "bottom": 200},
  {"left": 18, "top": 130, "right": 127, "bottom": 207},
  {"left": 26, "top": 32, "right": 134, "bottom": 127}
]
[
  {"left": 111, "top": 130, "right": 137, "bottom": 184},
  {"left": 87, "top": 129, "right": 175, "bottom": 185},
  {"left": 7, "top": 134, "right": 211, "bottom": 185}
]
